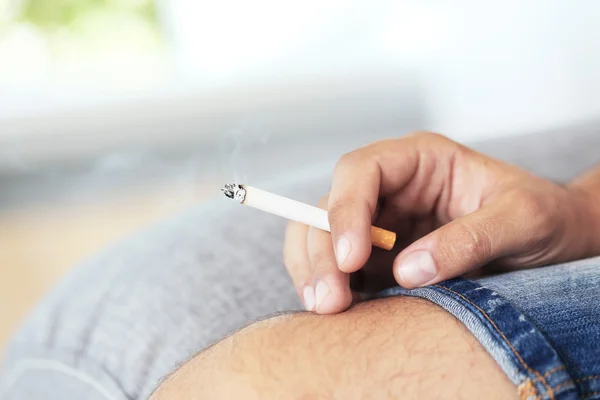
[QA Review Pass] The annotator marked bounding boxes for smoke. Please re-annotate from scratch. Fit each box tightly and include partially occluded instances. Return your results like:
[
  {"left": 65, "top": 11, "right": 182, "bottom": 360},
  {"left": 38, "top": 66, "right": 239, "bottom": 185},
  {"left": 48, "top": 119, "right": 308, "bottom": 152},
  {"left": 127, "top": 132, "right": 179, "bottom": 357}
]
[
  {"left": 225, "top": 128, "right": 245, "bottom": 183},
  {"left": 220, "top": 117, "right": 271, "bottom": 184}
]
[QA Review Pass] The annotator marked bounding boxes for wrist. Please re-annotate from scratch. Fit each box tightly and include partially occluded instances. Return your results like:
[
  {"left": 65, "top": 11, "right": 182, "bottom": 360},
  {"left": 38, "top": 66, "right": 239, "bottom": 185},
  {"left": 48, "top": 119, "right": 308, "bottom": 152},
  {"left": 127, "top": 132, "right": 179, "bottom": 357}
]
[{"left": 566, "top": 183, "right": 600, "bottom": 258}]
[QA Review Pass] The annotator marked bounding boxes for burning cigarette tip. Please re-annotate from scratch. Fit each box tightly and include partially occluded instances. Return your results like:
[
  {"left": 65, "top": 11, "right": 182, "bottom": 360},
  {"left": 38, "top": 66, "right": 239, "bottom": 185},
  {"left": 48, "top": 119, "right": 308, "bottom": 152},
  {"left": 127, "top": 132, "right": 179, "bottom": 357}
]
[{"left": 221, "top": 183, "right": 247, "bottom": 203}]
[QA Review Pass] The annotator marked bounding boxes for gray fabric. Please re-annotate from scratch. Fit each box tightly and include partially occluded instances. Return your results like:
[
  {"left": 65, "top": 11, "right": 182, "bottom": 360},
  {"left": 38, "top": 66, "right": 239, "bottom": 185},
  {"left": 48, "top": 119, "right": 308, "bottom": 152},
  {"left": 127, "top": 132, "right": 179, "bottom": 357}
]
[
  {"left": 0, "top": 346, "right": 130, "bottom": 400},
  {"left": 1, "top": 126, "right": 598, "bottom": 399},
  {"left": 0, "top": 189, "right": 305, "bottom": 399},
  {"left": 470, "top": 121, "right": 600, "bottom": 182}
]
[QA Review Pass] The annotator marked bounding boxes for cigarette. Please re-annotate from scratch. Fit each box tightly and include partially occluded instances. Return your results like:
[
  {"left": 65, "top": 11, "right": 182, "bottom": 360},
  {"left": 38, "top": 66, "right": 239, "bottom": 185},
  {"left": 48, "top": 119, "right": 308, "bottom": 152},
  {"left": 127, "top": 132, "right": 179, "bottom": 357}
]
[{"left": 221, "top": 183, "right": 396, "bottom": 250}]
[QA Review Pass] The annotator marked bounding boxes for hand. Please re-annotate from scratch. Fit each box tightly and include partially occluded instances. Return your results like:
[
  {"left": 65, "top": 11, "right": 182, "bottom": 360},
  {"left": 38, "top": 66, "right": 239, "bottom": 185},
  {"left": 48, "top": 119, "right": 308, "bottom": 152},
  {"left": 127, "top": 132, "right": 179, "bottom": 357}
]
[{"left": 283, "top": 132, "right": 599, "bottom": 314}]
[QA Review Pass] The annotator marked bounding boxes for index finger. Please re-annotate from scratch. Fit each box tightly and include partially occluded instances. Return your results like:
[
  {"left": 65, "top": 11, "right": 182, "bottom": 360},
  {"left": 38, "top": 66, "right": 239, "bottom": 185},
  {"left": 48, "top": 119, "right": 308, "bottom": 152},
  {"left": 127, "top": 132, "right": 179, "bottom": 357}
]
[{"left": 328, "top": 133, "right": 445, "bottom": 273}]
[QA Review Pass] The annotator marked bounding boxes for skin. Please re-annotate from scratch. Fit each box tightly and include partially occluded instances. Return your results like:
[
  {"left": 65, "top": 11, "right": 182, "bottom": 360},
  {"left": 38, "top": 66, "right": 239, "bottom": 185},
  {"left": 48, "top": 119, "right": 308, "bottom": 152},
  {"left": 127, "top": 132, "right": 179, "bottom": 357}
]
[
  {"left": 150, "top": 297, "right": 517, "bottom": 400},
  {"left": 151, "top": 132, "right": 600, "bottom": 398},
  {"left": 284, "top": 132, "right": 600, "bottom": 313}
]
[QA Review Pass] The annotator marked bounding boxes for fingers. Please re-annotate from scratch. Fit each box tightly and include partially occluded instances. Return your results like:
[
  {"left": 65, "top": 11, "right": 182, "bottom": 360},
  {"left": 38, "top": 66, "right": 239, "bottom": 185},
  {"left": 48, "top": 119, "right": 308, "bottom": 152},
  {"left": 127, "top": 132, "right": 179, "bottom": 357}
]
[
  {"left": 328, "top": 133, "right": 456, "bottom": 274},
  {"left": 284, "top": 195, "right": 353, "bottom": 314},
  {"left": 283, "top": 221, "right": 313, "bottom": 309},
  {"left": 306, "top": 225, "right": 353, "bottom": 314},
  {"left": 392, "top": 194, "right": 526, "bottom": 288}
]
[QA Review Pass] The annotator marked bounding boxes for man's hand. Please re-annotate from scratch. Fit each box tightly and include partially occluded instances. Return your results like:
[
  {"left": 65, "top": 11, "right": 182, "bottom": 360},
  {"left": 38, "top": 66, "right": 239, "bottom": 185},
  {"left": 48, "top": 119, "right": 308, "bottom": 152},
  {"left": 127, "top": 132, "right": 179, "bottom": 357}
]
[{"left": 284, "top": 132, "right": 600, "bottom": 314}]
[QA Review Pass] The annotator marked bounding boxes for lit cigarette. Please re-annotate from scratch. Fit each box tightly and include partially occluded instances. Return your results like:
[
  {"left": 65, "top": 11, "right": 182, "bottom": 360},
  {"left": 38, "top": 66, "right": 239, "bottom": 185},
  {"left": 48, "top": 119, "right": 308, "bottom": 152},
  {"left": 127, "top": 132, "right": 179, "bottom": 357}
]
[{"left": 221, "top": 183, "right": 396, "bottom": 250}]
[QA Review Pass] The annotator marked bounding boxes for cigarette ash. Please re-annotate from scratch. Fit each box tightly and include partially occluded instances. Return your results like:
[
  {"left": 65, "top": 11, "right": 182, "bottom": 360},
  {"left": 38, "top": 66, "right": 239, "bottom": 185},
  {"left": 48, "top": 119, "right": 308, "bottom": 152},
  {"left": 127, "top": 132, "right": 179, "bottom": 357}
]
[{"left": 221, "top": 183, "right": 246, "bottom": 203}]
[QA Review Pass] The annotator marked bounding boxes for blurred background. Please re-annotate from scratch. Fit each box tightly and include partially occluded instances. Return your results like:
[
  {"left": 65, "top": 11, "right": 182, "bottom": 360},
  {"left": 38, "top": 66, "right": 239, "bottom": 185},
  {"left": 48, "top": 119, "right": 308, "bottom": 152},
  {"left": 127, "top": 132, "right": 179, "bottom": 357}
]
[{"left": 1, "top": 0, "right": 600, "bottom": 349}]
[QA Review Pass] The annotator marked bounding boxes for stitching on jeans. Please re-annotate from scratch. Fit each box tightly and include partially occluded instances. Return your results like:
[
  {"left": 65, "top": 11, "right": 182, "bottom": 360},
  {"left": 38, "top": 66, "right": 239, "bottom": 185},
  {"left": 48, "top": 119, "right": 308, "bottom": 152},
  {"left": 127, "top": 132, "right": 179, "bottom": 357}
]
[
  {"left": 576, "top": 376, "right": 600, "bottom": 383},
  {"left": 543, "top": 366, "right": 566, "bottom": 378},
  {"left": 552, "top": 381, "right": 575, "bottom": 394},
  {"left": 435, "top": 285, "right": 554, "bottom": 400},
  {"left": 0, "top": 358, "right": 119, "bottom": 400},
  {"left": 525, "top": 365, "right": 567, "bottom": 385},
  {"left": 582, "top": 392, "right": 600, "bottom": 399},
  {"left": 551, "top": 376, "right": 600, "bottom": 397}
]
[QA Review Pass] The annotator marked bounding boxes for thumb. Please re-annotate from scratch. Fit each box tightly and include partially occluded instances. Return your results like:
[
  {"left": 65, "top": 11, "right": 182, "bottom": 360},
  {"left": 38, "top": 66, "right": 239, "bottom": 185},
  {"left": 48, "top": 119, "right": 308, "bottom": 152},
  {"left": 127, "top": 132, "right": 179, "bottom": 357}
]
[{"left": 393, "top": 199, "right": 521, "bottom": 288}]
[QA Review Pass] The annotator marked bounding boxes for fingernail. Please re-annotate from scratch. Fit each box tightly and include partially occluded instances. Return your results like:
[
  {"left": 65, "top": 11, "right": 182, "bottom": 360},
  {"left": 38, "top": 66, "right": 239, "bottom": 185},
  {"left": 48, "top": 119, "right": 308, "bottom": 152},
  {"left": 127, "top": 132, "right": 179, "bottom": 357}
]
[
  {"left": 303, "top": 286, "right": 315, "bottom": 311},
  {"left": 315, "top": 281, "right": 330, "bottom": 309},
  {"left": 335, "top": 235, "right": 351, "bottom": 266},
  {"left": 397, "top": 250, "right": 437, "bottom": 287}
]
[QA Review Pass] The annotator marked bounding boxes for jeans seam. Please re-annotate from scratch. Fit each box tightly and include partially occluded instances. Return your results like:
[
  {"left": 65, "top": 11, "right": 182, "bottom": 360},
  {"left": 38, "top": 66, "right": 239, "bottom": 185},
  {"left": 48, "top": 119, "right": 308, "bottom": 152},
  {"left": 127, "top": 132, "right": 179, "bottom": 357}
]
[
  {"left": 435, "top": 284, "right": 555, "bottom": 399},
  {"left": 555, "top": 376, "right": 600, "bottom": 400},
  {"left": 552, "top": 381, "right": 576, "bottom": 395},
  {"left": 575, "top": 376, "right": 600, "bottom": 383},
  {"left": 582, "top": 392, "right": 600, "bottom": 399},
  {"left": 543, "top": 366, "right": 567, "bottom": 378},
  {"left": 547, "top": 375, "right": 600, "bottom": 399}
]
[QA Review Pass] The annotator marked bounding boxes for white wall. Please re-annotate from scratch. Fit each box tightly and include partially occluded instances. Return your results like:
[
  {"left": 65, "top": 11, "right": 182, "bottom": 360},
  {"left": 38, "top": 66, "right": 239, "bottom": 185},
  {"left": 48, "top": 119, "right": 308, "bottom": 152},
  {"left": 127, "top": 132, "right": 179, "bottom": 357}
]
[
  {"left": 165, "top": 0, "right": 600, "bottom": 140},
  {"left": 2, "top": 0, "right": 599, "bottom": 172}
]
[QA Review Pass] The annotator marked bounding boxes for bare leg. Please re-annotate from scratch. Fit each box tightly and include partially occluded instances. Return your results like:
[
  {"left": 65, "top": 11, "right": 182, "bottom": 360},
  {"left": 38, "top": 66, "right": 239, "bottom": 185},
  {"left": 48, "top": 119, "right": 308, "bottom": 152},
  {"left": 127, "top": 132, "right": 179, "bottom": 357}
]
[{"left": 151, "top": 297, "right": 516, "bottom": 399}]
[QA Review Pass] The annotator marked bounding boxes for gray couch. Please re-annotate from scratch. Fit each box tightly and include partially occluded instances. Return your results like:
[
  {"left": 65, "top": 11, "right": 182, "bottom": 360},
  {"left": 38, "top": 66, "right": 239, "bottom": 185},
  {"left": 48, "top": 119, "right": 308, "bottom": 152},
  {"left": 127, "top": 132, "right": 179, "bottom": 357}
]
[{"left": 0, "top": 124, "right": 598, "bottom": 400}]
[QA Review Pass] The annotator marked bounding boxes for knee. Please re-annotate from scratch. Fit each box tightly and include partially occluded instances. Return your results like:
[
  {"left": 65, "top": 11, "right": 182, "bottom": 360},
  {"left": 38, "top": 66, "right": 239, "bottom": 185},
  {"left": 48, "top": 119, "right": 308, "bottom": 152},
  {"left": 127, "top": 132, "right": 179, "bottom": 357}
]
[{"left": 151, "top": 297, "right": 516, "bottom": 399}]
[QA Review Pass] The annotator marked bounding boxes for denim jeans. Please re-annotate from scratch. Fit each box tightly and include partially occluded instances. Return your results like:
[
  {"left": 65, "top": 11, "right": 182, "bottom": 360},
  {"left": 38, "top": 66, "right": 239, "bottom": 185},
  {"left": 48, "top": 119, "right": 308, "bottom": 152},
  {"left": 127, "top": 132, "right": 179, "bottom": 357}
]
[{"left": 380, "top": 257, "right": 600, "bottom": 400}]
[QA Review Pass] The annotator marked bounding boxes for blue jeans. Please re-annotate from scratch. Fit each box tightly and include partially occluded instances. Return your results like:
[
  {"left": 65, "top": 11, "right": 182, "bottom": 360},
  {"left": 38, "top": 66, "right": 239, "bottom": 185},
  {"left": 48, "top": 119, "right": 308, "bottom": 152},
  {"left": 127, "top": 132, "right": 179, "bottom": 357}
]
[{"left": 380, "top": 257, "right": 600, "bottom": 400}]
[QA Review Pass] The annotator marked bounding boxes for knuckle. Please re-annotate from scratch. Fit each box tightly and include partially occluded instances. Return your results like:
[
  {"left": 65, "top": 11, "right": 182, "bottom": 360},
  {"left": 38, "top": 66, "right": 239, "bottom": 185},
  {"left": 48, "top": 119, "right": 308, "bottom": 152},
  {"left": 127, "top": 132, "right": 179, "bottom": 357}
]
[
  {"left": 336, "top": 149, "right": 378, "bottom": 171},
  {"left": 310, "top": 247, "right": 332, "bottom": 269},
  {"left": 327, "top": 201, "right": 346, "bottom": 225},
  {"left": 517, "top": 190, "right": 544, "bottom": 213},
  {"left": 407, "top": 131, "right": 449, "bottom": 142},
  {"left": 449, "top": 220, "right": 491, "bottom": 262},
  {"left": 518, "top": 190, "right": 548, "bottom": 218},
  {"left": 337, "top": 151, "right": 358, "bottom": 166},
  {"left": 517, "top": 190, "right": 555, "bottom": 235},
  {"left": 328, "top": 197, "right": 372, "bottom": 228}
]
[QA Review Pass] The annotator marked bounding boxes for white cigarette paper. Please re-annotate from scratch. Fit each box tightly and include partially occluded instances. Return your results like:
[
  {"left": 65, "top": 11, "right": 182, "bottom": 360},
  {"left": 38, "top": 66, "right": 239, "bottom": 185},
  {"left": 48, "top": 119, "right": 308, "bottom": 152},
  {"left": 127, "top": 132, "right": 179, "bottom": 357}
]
[{"left": 222, "top": 183, "right": 396, "bottom": 250}]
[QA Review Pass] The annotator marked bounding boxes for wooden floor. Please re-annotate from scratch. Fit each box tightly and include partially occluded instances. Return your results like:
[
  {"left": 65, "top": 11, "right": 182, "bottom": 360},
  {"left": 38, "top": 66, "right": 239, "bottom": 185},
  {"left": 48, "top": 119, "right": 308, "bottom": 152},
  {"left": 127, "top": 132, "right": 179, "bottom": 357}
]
[{"left": 0, "top": 180, "right": 218, "bottom": 352}]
